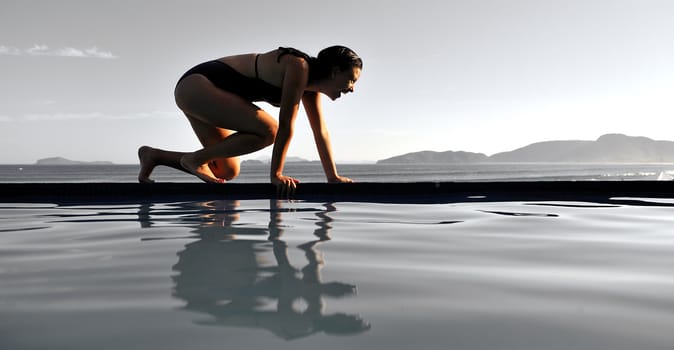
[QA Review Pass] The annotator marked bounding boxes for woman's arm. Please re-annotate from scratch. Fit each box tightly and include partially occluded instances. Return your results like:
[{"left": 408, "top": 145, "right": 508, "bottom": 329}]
[
  {"left": 270, "top": 56, "right": 308, "bottom": 192},
  {"left": 302, "top": 91, "right": 353, "bottom": 183}
]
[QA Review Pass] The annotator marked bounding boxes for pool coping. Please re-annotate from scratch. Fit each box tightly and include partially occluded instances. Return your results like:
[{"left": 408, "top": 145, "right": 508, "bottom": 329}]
[{"left": 1, "top": 181, "right": 673, "bottom": 204}]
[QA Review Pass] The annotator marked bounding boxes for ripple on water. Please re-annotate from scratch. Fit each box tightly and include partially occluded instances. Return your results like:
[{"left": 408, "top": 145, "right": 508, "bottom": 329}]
[{"left": 1, "top": 199, "right": 674, "bottom": 349}]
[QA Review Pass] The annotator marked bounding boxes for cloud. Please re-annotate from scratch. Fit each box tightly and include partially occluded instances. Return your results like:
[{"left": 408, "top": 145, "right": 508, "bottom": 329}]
[
  {"left": 0, "top": 46, "right": 21, "bottom": 55},
  {"left": 0, "top": 44, "right": 117, "bottom": 59},
  {"left": 4, "top": 111, "right": 177, "bottom": 122}
]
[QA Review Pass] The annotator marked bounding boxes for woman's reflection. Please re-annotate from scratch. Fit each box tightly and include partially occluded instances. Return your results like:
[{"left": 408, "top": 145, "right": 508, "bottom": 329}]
[{"left": 143, "top": 200, "right": 370, "bottom": 339}]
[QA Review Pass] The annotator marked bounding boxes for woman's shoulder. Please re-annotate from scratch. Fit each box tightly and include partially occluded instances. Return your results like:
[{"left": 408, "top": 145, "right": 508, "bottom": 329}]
[
  {"left": 276, "top": 47, "right": 312, "bottom": 61},
  {"left": 265, "top": 48, "right": 310, "bottom": 73}
]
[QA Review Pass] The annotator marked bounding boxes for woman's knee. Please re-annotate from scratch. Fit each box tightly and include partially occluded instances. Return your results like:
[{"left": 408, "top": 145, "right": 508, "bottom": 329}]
[{"left": 209, "top": 158, "right": 240, "bottom": 181}]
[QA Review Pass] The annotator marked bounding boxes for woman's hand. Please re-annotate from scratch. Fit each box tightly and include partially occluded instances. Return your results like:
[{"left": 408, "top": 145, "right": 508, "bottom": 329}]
[
  {"left": 328, "top": 175, "right": 354, "bottom": 183},
  {"left": 272, "top": 174, "right": 300, "bottom": 198}
]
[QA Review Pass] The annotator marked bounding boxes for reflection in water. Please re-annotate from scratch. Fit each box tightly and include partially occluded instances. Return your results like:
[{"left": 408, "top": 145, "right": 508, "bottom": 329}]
[{"left": 139, "top": 200, "right": 370, "bottom": 340}]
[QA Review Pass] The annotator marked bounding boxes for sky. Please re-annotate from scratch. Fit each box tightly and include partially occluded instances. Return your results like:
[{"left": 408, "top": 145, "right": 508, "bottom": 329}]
[{"left": 1, "top": 0, "right": 673, "bottom": 164}]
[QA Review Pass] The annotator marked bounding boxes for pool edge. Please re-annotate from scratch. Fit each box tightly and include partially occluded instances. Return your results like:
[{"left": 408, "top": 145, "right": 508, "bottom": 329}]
[{"left": 1, "top": 181, "right": 673, "bottom": 204}]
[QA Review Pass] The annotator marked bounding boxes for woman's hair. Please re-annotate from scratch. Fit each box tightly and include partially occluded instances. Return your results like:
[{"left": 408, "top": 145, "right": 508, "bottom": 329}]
[{"left": 277, "top": 46, "right": 362, "bottom": 83}]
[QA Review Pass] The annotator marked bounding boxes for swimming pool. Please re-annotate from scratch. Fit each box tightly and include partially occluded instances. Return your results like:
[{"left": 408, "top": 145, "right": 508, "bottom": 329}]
[{"left": 2, "top": 187, "right": 674, "bottom": 349}]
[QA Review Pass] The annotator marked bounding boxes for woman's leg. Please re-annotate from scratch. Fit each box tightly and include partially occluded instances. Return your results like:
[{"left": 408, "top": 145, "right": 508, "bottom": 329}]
[
  {"left": 138, "top": 120, "right": 242, "bottom": 183},
  {"left": 137, "top": 146, "right": 187, "bottom": 183},
  {"left": 184, "top": 115, "right": 241, "bottom": 181},
  {"left": 139, "top": 74, "right": 277, "bottom": 183},
  {"left": 175, "top": 74, "right": 277, "bottom": 183}
]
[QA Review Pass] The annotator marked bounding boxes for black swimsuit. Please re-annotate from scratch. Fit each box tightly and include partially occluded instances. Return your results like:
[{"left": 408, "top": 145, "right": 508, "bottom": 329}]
[{"left": 177, "top": 48, "right": 310, "bottom": 107}]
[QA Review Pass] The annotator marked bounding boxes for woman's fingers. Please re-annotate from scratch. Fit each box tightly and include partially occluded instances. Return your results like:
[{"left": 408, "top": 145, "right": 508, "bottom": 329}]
[
  {"left": 273, "top": 176, "right": 299, "bottom": 198},
  {"left": 340, "top": 176, "right": 354, "bottom": 183},
  {"left": 328, "top": 175, "right": 354, "bottom": 183}
]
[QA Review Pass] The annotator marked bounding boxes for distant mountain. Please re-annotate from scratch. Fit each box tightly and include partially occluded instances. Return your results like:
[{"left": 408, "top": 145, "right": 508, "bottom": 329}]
[
  {"left": 36, "top": 157, "right": 114, "bottom": 165},
  {"left": 378, "top": 134, "right": 674, "bottom": 164},
  {"left": 490, "top": 134, "right": 674, "bottom": 162},
  {"left": 286, "top": 156, "right": 311, "bottom": 163},
  {"left": 378, "top": 150, "right": 489, "bottom": 164},
  {"left": 245, "top": 156, "right": 311, "bottom": 164},
  {"left": 241, "top": 159, "right": 265, "bottom": 165}
]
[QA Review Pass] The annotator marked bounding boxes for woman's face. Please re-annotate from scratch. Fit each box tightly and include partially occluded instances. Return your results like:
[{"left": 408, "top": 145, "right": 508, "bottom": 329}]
[{"left": 322, "top": 66, "right": 361, "bottom": 101}]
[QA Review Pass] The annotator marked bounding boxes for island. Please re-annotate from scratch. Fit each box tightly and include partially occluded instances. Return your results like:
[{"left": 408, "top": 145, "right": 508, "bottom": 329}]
[
  {"left": 242, "top": 156, "right": 311, "bottom": 165},
  {"left": 378, "top": 134, "right": 674, "bottom": 164},
  {"left": 35, "top": 157, "right": 114, "bottom": 165}
]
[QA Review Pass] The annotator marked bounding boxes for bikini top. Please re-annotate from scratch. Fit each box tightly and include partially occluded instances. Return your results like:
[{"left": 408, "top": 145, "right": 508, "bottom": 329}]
[
  {"left": 255, "top": 47, "right": 313, "bottom": 78},
  {"left": 251, "top": 47, "right": 313, "bottom": 106}
]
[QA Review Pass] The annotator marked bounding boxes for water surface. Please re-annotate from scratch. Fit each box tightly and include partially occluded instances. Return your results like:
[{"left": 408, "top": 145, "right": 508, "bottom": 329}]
[{"left": 1, "top": 199, "right": 674, "bottom": 349}]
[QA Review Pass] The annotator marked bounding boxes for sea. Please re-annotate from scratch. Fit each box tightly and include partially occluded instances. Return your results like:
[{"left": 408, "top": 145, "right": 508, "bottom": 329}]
[{"left": 1, "top": 162, "right": 674, "bottom": 182}]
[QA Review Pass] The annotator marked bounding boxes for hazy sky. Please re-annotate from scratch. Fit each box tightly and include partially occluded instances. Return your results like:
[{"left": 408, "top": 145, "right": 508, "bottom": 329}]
[{"left": 1, "top": 0, "right": 673, "bottom": 164}]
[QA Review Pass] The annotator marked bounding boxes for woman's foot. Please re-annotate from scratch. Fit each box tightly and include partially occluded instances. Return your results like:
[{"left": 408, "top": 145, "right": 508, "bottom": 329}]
[
  {"left": 180, "top": 153, "right": 225, "bottom": 184},
  {"left": 138, "top": 146, "right": 156, "bottom": 183}
]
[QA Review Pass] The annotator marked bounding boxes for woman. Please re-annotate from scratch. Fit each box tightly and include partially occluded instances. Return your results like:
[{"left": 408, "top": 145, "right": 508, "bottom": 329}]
[{"left": 138, "top": 46, "right": 362, "bottom": 193}]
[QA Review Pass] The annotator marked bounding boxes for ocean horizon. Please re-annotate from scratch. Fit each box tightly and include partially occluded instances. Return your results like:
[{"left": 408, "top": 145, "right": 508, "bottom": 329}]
[{"left": 1, "top": 162, "right": 673, "bottom": 183}]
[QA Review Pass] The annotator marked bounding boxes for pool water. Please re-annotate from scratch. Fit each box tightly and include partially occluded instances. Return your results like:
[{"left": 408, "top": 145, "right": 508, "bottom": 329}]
[{"left": 1, "top": 199, "right": 674, "bottom": 349}]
